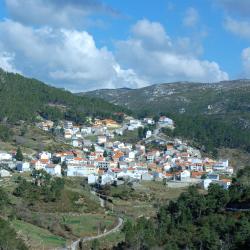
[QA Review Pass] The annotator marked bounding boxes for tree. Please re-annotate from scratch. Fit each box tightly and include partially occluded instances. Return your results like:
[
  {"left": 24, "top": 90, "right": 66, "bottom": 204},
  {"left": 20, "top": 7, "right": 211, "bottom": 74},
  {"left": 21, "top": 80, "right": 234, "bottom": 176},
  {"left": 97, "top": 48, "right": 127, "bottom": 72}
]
[
  {"left": 138, "top": 127, "right": 144, "bottom": 139},
  {"left": 103, "top": 150, "right": 108, "bottom": 157},
  {"left": 153, "top": 115, "right": 160, "bottom": 123},
  {"left": 15, "top": 147, "right": 24, "bottom": 161},
  {"left": 90, "top": 144, "right": 95, "bottom": 152}
]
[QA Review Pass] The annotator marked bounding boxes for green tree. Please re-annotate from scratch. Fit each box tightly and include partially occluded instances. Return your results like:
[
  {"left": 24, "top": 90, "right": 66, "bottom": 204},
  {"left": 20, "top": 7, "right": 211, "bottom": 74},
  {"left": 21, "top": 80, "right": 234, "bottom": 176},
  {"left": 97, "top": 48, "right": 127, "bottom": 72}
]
[
  {"left": 138, "top": 127, "right": 144, "bottom": 139},
  {"left": 103, "top": 150, "right": 108, "bottom": 157},
  {"left": 90, "top": 144, "right": 95, "bottom": 152},
  {"left": 15, "top": 146, "right": 24, "bottom": 161}
]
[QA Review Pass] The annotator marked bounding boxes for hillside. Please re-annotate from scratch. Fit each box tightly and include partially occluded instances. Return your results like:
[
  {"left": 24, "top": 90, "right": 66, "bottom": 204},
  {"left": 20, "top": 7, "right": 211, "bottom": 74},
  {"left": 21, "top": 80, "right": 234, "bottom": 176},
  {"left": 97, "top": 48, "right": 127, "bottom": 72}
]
[
  {"left": 0, "top": 68, "right": 130, "bottom": 124},
  {"left": 83, "top": 80, "right": 250, "bottom": 116},
  {"left": 83, "top": 80, "right": 250, "bottom": 154}
]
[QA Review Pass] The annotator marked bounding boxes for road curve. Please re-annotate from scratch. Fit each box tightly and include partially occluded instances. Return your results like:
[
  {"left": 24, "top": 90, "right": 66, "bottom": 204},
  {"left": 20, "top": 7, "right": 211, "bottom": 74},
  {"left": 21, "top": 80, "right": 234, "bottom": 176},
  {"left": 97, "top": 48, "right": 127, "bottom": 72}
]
[{"left": 70, "top": 217, "right": 123, "bottom": 250}]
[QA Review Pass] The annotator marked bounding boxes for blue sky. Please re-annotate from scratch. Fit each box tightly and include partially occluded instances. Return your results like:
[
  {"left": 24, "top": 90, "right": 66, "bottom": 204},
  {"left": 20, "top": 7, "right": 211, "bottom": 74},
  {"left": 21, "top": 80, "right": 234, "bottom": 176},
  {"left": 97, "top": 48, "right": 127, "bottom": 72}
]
[{"left": 0, "top": 0, "right": 250, "bottom": 91}]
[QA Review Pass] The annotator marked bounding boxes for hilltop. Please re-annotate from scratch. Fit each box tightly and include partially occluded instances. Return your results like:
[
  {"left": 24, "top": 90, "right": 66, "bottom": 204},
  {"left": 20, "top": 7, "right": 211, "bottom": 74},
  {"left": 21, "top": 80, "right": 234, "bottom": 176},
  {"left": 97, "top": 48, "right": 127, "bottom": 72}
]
[
  {"left": 83, "top": 80, "right": 250, "bottom": 116},
  {"left": 0, "top": 68, "right": 130, "bottom": 124}
]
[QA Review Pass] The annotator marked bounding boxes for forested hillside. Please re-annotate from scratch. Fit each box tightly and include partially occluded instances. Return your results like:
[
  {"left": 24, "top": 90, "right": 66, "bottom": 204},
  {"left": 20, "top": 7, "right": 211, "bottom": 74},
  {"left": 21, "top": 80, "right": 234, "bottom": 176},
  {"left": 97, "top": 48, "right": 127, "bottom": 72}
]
[
  {"left": 0, "top": 68, "right": 130, "bottom": 124},
  {"left": 84, "top": 81, "right": 250, "bottom": 154}
]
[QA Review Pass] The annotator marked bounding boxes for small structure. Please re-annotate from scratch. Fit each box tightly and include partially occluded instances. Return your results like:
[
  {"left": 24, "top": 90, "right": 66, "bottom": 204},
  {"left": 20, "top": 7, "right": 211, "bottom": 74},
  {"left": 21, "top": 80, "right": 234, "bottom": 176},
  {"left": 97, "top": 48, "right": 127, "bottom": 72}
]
[
  {"left": 16, "top": 162, "right": 31, "bottom": 172},
  {"left": 88, "top": 174, "right": 98, "bottom": 184},
  {"left": 0, "top": 169, "right": 11, "bottom": 177},
  {"left": 44, "top": 164, "right": 61, "bottom": 176}
]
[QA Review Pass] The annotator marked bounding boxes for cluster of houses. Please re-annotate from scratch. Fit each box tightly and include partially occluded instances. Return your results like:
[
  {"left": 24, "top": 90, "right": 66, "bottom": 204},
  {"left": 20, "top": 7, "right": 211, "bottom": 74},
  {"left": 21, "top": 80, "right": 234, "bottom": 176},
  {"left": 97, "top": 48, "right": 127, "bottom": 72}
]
[
  {"left": 36, "top": 115, "right": 175, "bottom": 149},
  {"left": 0, "top": 115, "right": 233, "bottom": 190},
  {"left": 0, "top": 131, "right": 233, "bottom": 190}
]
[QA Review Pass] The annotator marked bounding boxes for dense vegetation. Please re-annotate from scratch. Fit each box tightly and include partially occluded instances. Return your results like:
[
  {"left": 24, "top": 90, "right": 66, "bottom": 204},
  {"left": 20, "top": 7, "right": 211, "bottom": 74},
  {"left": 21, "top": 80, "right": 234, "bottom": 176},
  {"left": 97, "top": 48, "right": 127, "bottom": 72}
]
[
  {"left": 0, "top": 68, "right": 130, "bottom": 124},
  {"left": 13, "top": 170, "right": 65, "bottom": 203},
  {"left": 118, "top": 167, "right": 250, "bottom": 250},
  {"left": 162, "top": 114, "right": 250, "bottom": 154}
]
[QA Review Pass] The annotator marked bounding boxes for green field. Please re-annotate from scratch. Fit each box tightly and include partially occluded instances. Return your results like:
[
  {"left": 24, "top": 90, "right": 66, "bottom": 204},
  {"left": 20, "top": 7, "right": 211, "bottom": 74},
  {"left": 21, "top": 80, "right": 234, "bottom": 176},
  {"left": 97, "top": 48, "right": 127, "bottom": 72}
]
[
  {"left": 12, "top": 220, "right": 66, "bottom": 250},
  {"left": 62, "top": 214, "right": 116, "bottom": 237}
]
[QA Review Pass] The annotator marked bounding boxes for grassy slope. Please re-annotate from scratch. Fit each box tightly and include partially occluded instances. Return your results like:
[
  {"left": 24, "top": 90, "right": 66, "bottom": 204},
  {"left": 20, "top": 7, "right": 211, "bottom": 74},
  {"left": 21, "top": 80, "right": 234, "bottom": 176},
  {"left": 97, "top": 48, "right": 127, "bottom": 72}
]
[{"left": 12, "top": 220, "right": 66, "bottom": 250}]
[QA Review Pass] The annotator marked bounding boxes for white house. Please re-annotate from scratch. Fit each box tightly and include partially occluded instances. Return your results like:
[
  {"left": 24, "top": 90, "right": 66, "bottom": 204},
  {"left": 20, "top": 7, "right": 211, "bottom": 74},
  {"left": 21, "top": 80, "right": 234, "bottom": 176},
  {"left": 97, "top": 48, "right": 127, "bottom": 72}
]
[
  {"left": 97, "top": 136, "right": 107, "bottom": 145},
  {"left": 128, "top": 119, "right": 143, "bottom": 131},
  {"left": 64, "top": 129, "right": 73, "bottom": 139},
  {"left": 64, "top": 121, "right": 73, "bottom": 129},
  {"left": 143, "top": 118, "right": 155, "bottom": 125},
  {"left": 67, "top": 164, "right": 96, "bottom": 177},
  {"left": 81, "top": 127, "right": 92, "bottom": 135},
  {"left": 180, "top": 170, "right": 191, "bottom": 181},
  {"left": 159, "top": 116, "right": 174, "bottom": 126},
  {"left": 203, "top": 179, "right": 213, "bottom": 190},
  {"left": 16, "top": 162, "right": 30, "bottom": 172},
  {"left": 44, "top": 164, "right": 61, "bottom": 176},
  {"left": 72, "top": 126, "right": 80, "bottom": 134},
  {"left": 0, "top": 152, "right": 12, "bottom": 161},
  {"left": 72, "top": 139, "right": 81, "bottom": 148},
  {"left": 146, "top": 130, "right": 152, "bottom": 139},
  {"left": 128, "top": 151, "right": 135, "bottom": 160},
  {"left": 213, "top": 160, "right": 229, "bottom": 171},
  {"left": 88, "top": 174, "right": 98, "bottom": 184}
]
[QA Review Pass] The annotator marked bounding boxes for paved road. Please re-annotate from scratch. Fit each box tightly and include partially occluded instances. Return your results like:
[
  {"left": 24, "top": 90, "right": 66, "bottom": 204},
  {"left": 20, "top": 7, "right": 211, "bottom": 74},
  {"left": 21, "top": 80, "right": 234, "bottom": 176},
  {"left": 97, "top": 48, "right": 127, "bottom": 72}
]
[{"left": 69, "top": 217, "right": 123, "bottom": 250}]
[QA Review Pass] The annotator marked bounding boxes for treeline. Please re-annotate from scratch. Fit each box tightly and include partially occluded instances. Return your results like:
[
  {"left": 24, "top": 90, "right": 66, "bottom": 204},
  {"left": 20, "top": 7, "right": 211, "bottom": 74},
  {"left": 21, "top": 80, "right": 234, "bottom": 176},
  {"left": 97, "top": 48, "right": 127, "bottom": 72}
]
[
  {"left": 0, "top": 68, "right": 131, "bottom": 123},
  {"left": 162, "top": 114, "right": 250, "bottom": 154},
  {"left": 118, "top": 166, "right": 250, "bottom": 250}
]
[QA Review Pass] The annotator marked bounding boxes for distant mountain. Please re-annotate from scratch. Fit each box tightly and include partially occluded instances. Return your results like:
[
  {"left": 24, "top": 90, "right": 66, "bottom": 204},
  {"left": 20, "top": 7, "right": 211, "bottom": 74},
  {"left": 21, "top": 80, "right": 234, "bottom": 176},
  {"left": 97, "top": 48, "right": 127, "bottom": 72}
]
[
  {"left": 0, "top": 68, "right": 130, "bottom": 123},
  {"left": 83, "top": 80, "right": 250, "bottom": 116},
  {"left": 83, "top": 80, "right": 250, "bottom": 154}
]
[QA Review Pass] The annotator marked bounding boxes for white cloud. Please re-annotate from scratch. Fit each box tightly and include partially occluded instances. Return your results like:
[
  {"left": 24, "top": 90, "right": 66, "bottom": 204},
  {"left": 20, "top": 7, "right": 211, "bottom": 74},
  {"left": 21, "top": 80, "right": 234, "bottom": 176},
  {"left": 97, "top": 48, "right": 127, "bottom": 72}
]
[
  {"left": 0, "top": 15, "right": 229, "bottom": 91},
  {"left": 0, "top": 52, "right": 20, "bottom": 73},
  {"left": 224, "top": 17, "right": 250, "bottom": 39},
  {"left": 131, "top": 19, "right": 171, "bottom": 49},
  {"left": 242, "top": 47, "right": 250, "bottom": 77},
  {"left": 116, "top": 19, "right": 228, "bottom": 84},
  {"left": 183, "top": 7, "right": 199, "bottom": 27},
  {"left": 0, "top": 19, "right": 144, "bottom": 91}
]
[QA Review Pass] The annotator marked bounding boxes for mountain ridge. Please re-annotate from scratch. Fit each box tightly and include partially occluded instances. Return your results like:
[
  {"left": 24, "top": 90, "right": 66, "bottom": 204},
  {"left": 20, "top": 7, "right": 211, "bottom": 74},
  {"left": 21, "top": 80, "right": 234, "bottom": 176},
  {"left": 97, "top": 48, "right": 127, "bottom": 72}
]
[
  {"left": 82, "top": 79, "right": 250, "bottom": 116},
  {"left": 0, "top": 68, "right": 130, "bottom": 123}
]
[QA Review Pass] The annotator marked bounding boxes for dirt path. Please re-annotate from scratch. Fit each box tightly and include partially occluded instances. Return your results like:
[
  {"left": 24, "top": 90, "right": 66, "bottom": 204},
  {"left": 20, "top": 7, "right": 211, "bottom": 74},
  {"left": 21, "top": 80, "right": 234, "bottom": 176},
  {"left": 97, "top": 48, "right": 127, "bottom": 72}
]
[{"left": 69, "top": 217, "right": 123, "bottom": 250}]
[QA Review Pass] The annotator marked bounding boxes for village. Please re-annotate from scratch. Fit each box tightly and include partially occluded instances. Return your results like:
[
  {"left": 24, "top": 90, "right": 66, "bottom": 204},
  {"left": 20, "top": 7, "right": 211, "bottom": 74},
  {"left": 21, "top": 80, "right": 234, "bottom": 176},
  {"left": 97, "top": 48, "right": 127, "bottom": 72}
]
[{"left": 0, "top": 114, "right": 234, "bottom": 191}]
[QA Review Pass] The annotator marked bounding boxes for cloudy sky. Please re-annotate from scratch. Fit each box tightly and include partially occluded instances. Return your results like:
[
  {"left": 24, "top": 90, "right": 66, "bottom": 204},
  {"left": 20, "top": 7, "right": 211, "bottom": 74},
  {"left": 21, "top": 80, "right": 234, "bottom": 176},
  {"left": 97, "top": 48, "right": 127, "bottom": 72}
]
[{"left": 0, "top": 0, "right": 249, "bottom": 91}]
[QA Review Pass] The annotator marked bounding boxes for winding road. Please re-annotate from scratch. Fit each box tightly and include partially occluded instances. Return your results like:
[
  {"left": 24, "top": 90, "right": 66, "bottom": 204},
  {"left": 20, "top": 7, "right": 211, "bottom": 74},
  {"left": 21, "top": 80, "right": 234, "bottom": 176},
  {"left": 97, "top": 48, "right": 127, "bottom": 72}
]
[{"left": 70, "top": 217, "right": 123, "bottom": 250}]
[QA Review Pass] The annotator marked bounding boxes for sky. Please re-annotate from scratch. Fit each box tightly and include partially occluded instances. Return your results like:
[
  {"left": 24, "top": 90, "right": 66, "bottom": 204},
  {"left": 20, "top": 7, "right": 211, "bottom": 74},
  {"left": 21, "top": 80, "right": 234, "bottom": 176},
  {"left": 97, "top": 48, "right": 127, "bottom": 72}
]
[{"left": 0, "top": 0, "right": 250, "bottom": 92}]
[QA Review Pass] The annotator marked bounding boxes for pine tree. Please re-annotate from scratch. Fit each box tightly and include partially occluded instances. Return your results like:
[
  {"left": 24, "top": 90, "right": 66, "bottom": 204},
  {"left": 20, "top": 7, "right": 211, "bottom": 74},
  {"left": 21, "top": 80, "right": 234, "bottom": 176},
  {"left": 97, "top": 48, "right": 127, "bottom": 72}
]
[
  {"left": 15, "top": 147, "right": 23, "bottom": 161},
  {"left": 103, "top": 150, "right": 108, "bottom": 157}
]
